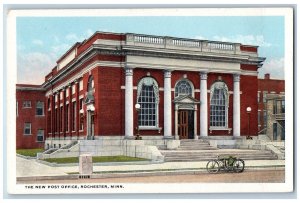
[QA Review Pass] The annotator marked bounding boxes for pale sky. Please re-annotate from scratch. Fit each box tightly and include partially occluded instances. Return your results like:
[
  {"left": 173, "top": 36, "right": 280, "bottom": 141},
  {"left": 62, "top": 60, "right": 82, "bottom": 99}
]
[{"left": 17, "top": 16, "right": 285, "bottom": 84}]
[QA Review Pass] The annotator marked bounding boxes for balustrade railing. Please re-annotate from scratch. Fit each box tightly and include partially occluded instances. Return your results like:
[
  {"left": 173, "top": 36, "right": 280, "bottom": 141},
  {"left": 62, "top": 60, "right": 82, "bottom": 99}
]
[
  {"left": 134, "top": 35, "right": 164, "bottom": 44},
  {"left": 172, "top": 39, "right": 201, "bottom": 47},
  {"left": 129, "top": 34, "right": 237, "bottom": 53},
  {"left": 207, "top": 42, "right": 234, "bottom": 50}
]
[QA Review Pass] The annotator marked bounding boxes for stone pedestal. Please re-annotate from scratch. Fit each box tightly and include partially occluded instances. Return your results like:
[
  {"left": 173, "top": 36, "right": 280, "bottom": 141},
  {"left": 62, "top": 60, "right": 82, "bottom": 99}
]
[{"left": 79, "top": 154, "right": 93, "bottom": 175}]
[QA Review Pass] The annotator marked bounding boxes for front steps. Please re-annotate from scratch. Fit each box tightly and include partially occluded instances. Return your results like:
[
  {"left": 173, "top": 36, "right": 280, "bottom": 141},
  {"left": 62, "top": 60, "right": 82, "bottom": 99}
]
[
  {"left": 177, "top": 140, "right": 218, "bottom": 150},
  {"left": 160, "top": 139, "right": 278, "bottom": 162}
]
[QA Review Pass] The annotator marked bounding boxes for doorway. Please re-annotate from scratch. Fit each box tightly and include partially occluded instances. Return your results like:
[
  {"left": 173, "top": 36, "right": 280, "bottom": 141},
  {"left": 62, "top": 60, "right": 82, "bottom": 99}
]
[{"left": 178, "top": 110, "right": 194, "bottom": 139}]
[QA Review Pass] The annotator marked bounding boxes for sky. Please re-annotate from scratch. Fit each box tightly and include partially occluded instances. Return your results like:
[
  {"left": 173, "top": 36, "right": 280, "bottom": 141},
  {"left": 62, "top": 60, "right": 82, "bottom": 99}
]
[{"left": 17, "top": 16, "right": 285, "bottom": 84}]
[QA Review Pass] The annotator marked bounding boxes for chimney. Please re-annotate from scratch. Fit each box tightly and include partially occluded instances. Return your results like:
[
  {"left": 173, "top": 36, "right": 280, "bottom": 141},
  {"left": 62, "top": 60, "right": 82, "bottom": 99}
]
[{"left": 264, "top": 73, "right": 270, "bottom": 80}]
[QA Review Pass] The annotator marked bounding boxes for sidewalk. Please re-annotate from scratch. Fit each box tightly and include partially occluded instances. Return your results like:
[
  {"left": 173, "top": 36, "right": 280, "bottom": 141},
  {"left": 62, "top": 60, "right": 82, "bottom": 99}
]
[{"left": 16, "top": 156, "right": 285, "bottom": 180}]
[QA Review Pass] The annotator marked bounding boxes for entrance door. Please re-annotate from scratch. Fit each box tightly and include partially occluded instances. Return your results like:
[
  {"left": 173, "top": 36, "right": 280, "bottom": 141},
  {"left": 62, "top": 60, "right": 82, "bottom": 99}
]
[{"left": 178, "top": 110, "right": 194, "bottom": 139}]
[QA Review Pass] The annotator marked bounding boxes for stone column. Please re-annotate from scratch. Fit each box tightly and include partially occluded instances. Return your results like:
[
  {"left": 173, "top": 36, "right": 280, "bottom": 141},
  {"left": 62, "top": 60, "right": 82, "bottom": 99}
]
[
  {"left": 125, "top": 67, "right": 134, "bottom": 138},
  {"left": 200, "top": 72, "right": 208, "bottom": 137},
  {"left": 164, "top": 70, "right": 172, "bottom": 138},
  {"left": 233, "top": 74, "right": 241, "bottom": 137}
]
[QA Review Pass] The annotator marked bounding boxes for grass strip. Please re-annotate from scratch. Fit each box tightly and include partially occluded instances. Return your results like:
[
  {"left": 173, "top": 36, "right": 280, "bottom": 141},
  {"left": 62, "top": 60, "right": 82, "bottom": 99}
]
[{"left": 17, "top": 148, "right": 44, "bottom": 157}]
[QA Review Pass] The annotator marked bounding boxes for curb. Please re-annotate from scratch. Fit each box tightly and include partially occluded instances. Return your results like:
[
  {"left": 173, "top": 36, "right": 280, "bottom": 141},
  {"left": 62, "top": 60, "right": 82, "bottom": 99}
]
[{"left": 17, "top": 166, "right": 285, "bottom": 182}]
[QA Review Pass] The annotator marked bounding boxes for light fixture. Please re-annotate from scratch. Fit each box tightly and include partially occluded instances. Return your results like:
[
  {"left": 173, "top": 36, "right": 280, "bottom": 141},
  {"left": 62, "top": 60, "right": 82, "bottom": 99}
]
[
  {"left": 246, "top": 107, "right": 252, "bottom": 113},
  {"left": 135, "top": 103, "right": 141, "bottom": 110}
]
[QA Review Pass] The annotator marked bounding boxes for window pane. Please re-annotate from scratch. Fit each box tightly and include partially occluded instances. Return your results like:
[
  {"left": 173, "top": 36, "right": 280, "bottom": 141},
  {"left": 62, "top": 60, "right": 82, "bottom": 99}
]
[
  {"left": 175, "top": 80, "right": 193, "bottom": 97},
  {"left": 137, "top": 79, "right": 158, "bottom": 127},
  {"left": 210, "top": 86, "right": 227, "bottom": 127}
]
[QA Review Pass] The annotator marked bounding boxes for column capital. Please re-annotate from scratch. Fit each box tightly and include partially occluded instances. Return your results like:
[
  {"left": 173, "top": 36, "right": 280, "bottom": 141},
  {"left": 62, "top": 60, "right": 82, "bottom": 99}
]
[
  {"left": 74, "top": 79, "right": 79, "bottom": 84},
  {"left": 233, "top": 74, "right": 240, "bottom": 82},
  {"left": 200, "top": 72, "right": 208, "bottom": 80},
  {"left": 164, "top": 70, "right": 172, "bottom": 78},
  {"left": 124, "top": 67, "right": 133, "bottom": 76}
]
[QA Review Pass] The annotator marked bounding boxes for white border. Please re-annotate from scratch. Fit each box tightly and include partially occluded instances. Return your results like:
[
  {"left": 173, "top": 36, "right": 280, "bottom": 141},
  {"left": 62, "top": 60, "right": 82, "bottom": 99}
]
[{"left": 6, "top": 7, "right": 294, "bottom": 194}]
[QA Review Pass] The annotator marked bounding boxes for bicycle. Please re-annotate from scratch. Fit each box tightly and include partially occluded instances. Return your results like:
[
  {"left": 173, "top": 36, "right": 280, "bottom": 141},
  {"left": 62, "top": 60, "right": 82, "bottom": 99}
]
[{"left": 206, "top": 155, "right": 245, "bottom": 174}]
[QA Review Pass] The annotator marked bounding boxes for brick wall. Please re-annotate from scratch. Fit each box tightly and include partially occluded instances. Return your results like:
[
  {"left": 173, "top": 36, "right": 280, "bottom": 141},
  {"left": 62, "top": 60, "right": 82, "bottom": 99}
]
[{"left": 16, "top": 88, "right": 46, "bottom": 149}]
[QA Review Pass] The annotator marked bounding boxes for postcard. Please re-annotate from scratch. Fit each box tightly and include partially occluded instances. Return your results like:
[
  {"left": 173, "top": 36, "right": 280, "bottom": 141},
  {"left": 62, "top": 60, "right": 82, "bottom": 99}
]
[{"left": 5, "top": 7, "right": 294, "bottom": 195}]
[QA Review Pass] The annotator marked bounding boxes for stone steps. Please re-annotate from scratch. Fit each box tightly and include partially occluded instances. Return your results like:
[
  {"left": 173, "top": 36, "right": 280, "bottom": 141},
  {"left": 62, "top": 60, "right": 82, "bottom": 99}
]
[
  {"left": 161, "top": 139, "right": 278, "bottom": 162},
  {"left": 162, "top": 151, "right": 278, "bottom": 161},
  {"left": 177, "top": 140, "right": 218, "bottom": 150}
]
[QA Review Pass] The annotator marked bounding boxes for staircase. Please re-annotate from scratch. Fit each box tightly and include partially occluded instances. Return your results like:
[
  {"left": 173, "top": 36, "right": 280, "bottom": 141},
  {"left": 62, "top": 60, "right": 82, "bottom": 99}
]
[
  {"left": 160, "top": 139, "right": 278, "bottom": 162},
  {"left": 177, "top": 140, "right": 218, "bottom": 150}
]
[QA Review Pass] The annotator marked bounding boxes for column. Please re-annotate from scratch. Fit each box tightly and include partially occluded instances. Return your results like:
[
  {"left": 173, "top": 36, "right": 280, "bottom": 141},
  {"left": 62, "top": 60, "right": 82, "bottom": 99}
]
[
  {"left": 125, "top": 67, "right": 134, "bottom": 138},
  {"left": 200, "top": 72, "right": 208, "bottom": 137},
  {"left": 233, "top": 74, "right": 241, "bottom": 137},
  {"left": 164, "top": 70, "right": 172, "bottom": 138}
]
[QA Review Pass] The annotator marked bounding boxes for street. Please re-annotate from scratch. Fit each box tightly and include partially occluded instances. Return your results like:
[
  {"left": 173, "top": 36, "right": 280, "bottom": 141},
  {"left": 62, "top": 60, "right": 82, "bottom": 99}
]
[{"left": 17, "top": 169, "right": 284, "bottom": 184}]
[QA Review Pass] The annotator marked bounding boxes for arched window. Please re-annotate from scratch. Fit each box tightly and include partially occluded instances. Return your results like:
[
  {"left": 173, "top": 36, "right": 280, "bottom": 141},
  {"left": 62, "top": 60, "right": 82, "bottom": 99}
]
[
  {"left": 175, "top": 79, "right": 194, "bottom": 98},
  {"left": 137, "top": 77, "right": 159, "bottom": 128},
  {"left": 210, "top": 81, "right": 229, "bottom": 128},
  {"left": 87, "top": 75, "right": 94, "bottom": 94},
  {"left": 85, "top": 75, "right": 95, "bottom": 104}
]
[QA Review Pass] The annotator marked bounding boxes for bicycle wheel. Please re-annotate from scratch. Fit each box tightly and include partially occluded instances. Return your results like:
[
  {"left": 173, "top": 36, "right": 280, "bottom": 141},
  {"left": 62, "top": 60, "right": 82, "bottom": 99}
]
[
  {"left": 233, "top": 159, "right": 245, "bottom": 173},
  {"left": 206, "top": 160, "right": 220, "bottom": 173}
]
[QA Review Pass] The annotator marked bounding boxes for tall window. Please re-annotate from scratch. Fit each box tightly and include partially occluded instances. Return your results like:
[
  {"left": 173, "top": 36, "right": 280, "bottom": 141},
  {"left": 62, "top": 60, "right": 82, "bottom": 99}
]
[
  {"left": 66, "top": 104, "right": 69, "bottom": 132},
  {"left": 175, "top": 80, "right": 193, "bottom": 98},
  {"left": 37, "top": 129, "right": 44, "bottom": 142},
  {"left": 72, "top": 101, "right": 76, "bottom": 131},
  {"left": 55, "top": 108, "right": 58, "bottom": 132},
  {"left": 87, "top": 76, "right": 94, "bottom": 94},
  {"left": 258, "top": 111, "right": 261, "bottom": 126},
  {"left": 36, "top": 101, "right": 44, "bottom": 115},
  {"left": 257, "top": 92, "right": 261, "bottom": 103},
  {"left": 60, "top": 106, "right": 63, "bottom": 132},
  {"left": 23, "top": 101, "right": 31, "bottom": 108},
  {"left": 24, "top": 123, "right": 31, "bottom": 135},
  {"left": 137, "top": 77, "right": 159, "bottom": 127},
  {"left": 79, "top": 98, "right": 84, "bottom": 131},
  {"left": 210, "top": 81, "right": 229, "bottom": 128},
  {"left": 48, "top": 98, "right": 51, "bottom": 111}
]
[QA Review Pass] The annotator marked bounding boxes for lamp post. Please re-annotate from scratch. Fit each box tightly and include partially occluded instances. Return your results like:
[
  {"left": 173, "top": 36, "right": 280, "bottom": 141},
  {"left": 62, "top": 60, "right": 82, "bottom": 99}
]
[
  {"left": 135, "top": 103, "right": 141, "bottom": 140},
  {"left": 246, "top": 107, "right": 252, "bottom": 139}
]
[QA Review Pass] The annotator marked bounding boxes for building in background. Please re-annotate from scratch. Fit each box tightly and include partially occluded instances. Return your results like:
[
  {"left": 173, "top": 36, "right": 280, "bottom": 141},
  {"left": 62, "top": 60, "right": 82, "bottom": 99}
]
[
  {"left": 16, "top": 84, "right": 46, "bottom": 149},
  {"left": 257, "top": 74, "right": 285, "bottom": 134},
  {"left": 266, "top": 94, "right": 285, "bottom": 141},
  {"left": 16, "top": 31, "right": 266, "bottom": 149}
]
